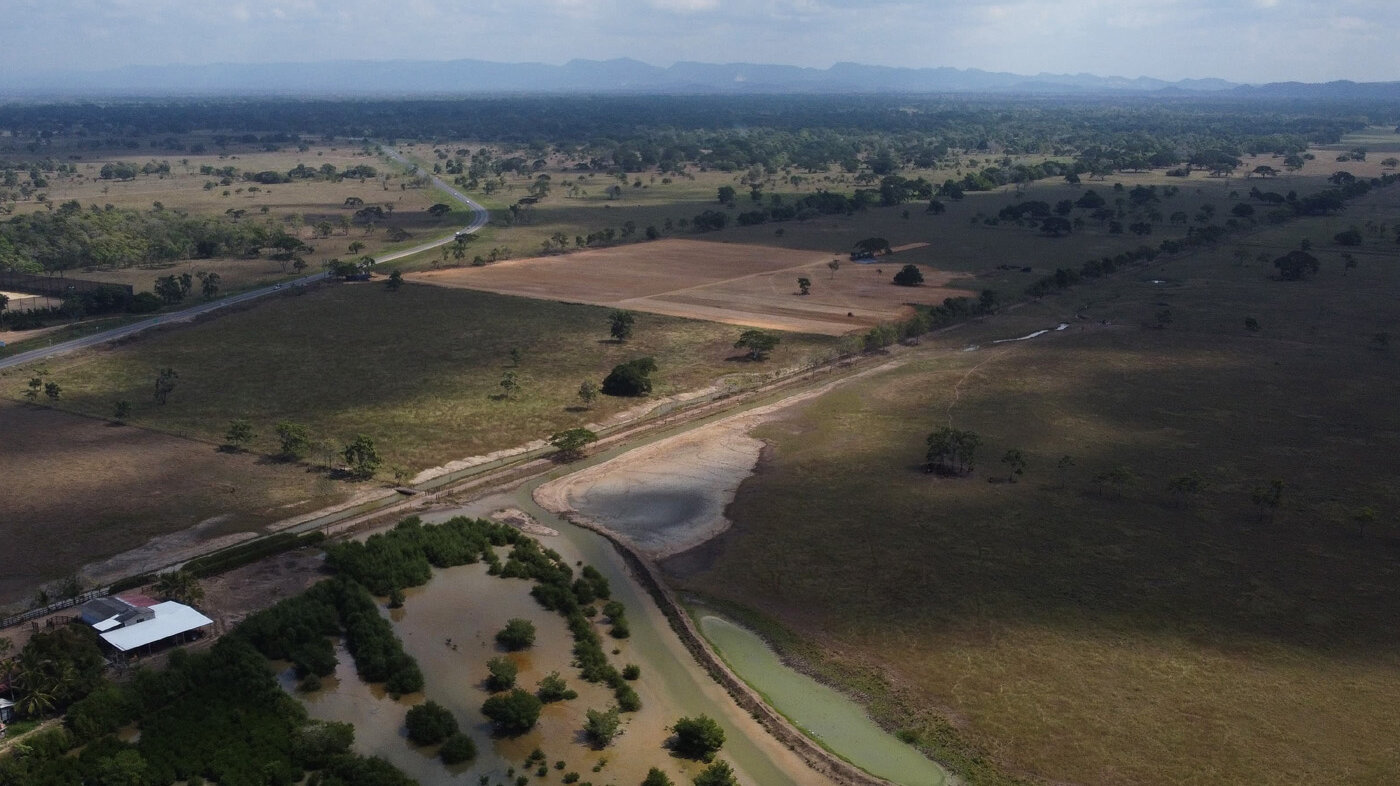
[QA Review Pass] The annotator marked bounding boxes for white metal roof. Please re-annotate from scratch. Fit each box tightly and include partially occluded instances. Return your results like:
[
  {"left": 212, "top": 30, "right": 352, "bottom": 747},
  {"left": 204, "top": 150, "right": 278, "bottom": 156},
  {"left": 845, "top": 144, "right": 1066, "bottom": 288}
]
[
  {"left": 99, "top": 601, "right": 213, "bottom": 652},
  {"left": 92, "top": 617, "right": 123, "bottom": 632}
]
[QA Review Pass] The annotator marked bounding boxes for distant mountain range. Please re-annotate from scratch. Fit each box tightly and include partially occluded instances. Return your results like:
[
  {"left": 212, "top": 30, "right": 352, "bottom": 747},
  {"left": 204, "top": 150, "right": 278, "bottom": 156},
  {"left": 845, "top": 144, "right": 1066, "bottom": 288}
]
[{"left": 3, "top": 58, "right": 1398, "bottom": 99}]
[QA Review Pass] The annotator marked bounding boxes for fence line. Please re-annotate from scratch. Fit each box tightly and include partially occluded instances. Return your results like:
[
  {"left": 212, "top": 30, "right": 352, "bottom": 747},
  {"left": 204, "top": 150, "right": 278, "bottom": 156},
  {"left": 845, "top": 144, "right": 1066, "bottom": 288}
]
[
  {"left": 0, "top": 271, "right": 133, "bottom": 299},
  {"left": 0, "top": 589, "right": 107, "bottom": 630}
]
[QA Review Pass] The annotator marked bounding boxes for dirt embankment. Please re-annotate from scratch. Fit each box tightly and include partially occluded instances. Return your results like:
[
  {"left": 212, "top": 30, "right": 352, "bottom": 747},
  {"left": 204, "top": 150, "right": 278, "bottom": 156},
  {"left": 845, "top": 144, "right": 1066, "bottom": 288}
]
[{"left": 559, "top": 510, "right": 900, "bottom": 786}]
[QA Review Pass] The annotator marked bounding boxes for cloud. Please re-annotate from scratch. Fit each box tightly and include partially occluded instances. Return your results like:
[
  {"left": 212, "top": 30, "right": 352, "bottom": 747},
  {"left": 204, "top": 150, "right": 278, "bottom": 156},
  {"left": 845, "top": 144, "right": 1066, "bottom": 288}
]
[{"left": 647, "top": 0, "right": 721, "bottom": 11}]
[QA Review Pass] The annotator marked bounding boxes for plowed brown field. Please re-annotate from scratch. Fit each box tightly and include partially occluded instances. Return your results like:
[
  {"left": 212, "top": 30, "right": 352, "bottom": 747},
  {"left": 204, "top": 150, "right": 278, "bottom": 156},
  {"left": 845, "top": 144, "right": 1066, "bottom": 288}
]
[{"left": 413, "top": 239, "right": 971, "bottom": 335}]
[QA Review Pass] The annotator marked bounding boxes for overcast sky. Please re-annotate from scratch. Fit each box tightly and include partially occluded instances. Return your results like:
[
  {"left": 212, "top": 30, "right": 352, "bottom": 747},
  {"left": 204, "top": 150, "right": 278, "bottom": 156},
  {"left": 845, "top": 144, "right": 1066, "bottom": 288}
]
[{"left": 10, "top": 0, "right": 1398, "bottom": 83}]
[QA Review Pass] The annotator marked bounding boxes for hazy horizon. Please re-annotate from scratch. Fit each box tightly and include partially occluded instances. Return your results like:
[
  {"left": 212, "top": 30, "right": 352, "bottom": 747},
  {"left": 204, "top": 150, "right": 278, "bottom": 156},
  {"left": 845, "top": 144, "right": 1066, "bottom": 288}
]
[{"left": 10, "top": 1, "right": 1399, "bottom": 85}]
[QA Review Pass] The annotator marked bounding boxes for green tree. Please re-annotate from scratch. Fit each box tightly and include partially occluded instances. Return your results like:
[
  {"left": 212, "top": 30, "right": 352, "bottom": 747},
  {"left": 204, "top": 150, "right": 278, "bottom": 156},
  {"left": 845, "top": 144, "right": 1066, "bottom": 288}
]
[
  {"left": 827, "top": 259, "right": 840, "bottom": 279},
  {"left": 925, "top": 427, "right": 980, "bottom": 476},
  {"left": 486, "top": 656, "right": 518, "bottom": 691},
  {"left": 1001, "top": 449, "right": 1026, "bottom": 482},
  {"left": 1274, "top": 250, "right": 1319, "bottom": 281},
  {"left": 609, "top": 309, "right": 636, "bottom": 342},
  {"left": 385, "top": 269, "right": 404, "bottom": 291},
  {"left": 584, "top": 705, "right": 622, "bottom": 747},
  {"left": 112, "top": 399, "right": 132, "bottom": 422},
  {"left": 439, "top": 733, "right": 477, "bottom": 764},
  {"left": 43, "top": 381, "right": 61, "bottom": 400},
  {"left": 642, "top": 768, "right": 675, "bottom": 786},
  {"left": 499, "top": 370, "right": 521, "bottom": 399},
  {"left": 734, "top": 329, "right": 781, "bottom": 360},
  {"left": 343, "top": 434, "right": 381, "bottom": 479},
  {"left": 197, "top": 270, "right": 221, "bottom": 299},
  {"left": 853, "top": 237, "right": 891, "bottom": 256},
  {"left": 536, "top": 672, "right": 577, "bottom": 703},
  {"left": 481, "top": 688, "right": 543, "bottom": 735},
  {"left": 693, "top": 761, "right": 739, "bottom": 786},
  {"left": 427, "top": 203, "right": 452, "bottom": 218},
  {"left": 1244, "top": 316, "right": 1260, "bottom": 332},
  {"left": 405, "top": 700, "right": 459, "bottom": 746},
  {"left": 1093, "top": 465, "right": 1138, "bottom": 498},
  {"left": 153, "top": 367, "right": 178, "bottom": 405},
  {"left": 671, "top": 715, "right": 725, "bottom": 761},
  {"left": 1168, "top": 471, "right": 1208, "bottom": 507},
  {"left": 1039, "top": 216, "right": 1073, "bottom": 236},
  {"left": 154, "top": 570, "right": 204, "bottom": 605},
  {"left": 225, "top": 418, "right": 255, "bottom": 450},
  {"left": 24, "top": 376, "right": 41, "bottom": 400},
  {"left": 577, "top": 380, "right": 599, "bottom": 408},
  {"left": 495, "top": 618, "right": 537, "bottom": 651},
  {"left": 276, "top": 421, "right": 311, "bottom": 460},
  {"left": 602, "top": 357, "right": 656, "bottom": 397},
  {"left": 550, "top": 428, "right": 598, "bottom": 462},
  {"left": 892, "top": 264, "right": 924, "bottom": 286},
  {"left": 716, "top": 185, "right": 736, "bottom": 204},
  {"left": 154, "top": 275, "right": 185, "bottom": 304},
  {"left": 797, "top": 276, "right": 811, "bottom": 295}
]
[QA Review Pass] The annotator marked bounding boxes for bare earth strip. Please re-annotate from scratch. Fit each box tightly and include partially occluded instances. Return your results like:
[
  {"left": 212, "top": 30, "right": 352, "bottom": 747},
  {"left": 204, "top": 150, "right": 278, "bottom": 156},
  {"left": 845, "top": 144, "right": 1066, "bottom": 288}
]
[{"left": 413, "top": 238, "right": 972, "bottom": 335}]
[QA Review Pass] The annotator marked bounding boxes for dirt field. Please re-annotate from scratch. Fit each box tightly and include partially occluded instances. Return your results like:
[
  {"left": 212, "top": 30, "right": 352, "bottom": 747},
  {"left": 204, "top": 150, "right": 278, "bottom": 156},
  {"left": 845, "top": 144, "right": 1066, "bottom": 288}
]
[
  {"left": 414, "top": 238, "right": 972, "bottom": 334},
  {"left": 0, "top": 400, "right": 348, "bottom": 609}
]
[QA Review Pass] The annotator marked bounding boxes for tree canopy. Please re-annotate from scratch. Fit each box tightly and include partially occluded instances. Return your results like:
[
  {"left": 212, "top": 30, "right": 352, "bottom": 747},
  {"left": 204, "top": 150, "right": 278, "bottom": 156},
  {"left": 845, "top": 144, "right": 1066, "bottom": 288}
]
[
  {"left": 602, "top": 357, "right": 657, "bottom": 397},
  {"left": 734, "top": 329, "right": 781, "bottom": 360}
]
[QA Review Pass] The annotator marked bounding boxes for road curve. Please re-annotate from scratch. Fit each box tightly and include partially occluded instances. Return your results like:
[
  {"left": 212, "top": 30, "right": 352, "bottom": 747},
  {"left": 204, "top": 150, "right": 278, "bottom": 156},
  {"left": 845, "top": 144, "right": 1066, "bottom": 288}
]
[{"left": 0, "top": 146, "right": 488, "bottom": 372}]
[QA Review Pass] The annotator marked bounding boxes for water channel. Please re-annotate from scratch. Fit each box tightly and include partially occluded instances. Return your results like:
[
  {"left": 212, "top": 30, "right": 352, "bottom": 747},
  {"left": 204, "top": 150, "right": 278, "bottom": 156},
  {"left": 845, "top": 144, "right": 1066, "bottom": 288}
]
[{"left": 694, "top": 612, "right": 948, "bottom": 786}]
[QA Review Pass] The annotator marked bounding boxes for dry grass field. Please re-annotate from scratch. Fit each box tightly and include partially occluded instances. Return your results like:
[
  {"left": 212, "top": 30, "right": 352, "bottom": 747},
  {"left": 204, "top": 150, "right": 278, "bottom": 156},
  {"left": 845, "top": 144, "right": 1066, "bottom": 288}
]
[
  {"left": 667, "top": 170, "right": 1400, "bottom": 785},
  {"left": 0, "top": 399, "right": 347, "bottom": 608},
  {"left": 415, "top": 238, "right": 972, "bottom": 334},
  {"left": 6, "top": 282, "right": 835, "bottom": 472}
]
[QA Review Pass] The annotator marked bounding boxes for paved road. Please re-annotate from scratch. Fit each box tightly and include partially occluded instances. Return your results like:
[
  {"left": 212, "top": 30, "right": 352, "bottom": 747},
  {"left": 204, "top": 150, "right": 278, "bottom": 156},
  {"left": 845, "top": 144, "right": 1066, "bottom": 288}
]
[{"left": 0, "top": 147, "right": 488, "bottom": 372}]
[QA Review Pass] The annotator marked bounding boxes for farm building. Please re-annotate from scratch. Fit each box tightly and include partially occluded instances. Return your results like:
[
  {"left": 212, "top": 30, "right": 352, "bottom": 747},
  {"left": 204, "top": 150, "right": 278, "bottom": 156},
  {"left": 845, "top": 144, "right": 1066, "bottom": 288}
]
[
  {"left": 78, "top": 595, "right": 213, "bottom": 654},
  {"left": 0, "top": 697, "right": 14, "bottom": 723}
]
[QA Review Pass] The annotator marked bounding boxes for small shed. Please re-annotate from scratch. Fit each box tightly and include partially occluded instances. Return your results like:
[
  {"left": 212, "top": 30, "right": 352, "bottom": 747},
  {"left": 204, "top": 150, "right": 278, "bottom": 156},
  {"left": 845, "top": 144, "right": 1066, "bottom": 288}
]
[
  {"left": 79, "top": 597, "right": 154, "bottom": 632},
  {"left": 0, "top": 697, "right": 14, "bottom": 724}
]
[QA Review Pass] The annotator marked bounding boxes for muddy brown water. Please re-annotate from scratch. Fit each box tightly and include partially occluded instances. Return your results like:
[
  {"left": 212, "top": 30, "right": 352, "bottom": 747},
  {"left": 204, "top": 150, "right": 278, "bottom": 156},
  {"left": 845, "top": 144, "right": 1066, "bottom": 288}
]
[{"left": 283, "top": 495, "right": 830, "bottom": 786}]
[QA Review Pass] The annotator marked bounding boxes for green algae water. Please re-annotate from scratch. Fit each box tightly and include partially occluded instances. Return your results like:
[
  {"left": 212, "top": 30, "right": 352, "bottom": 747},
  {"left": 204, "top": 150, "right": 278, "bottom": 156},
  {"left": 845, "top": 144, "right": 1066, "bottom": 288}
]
[{"left": 698, "top": 613, "right": 950, "bottom": 786}]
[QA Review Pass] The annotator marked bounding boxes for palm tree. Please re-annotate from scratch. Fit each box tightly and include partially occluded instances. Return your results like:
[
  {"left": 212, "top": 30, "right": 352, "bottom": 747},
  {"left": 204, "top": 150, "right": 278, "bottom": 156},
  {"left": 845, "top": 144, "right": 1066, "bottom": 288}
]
[
  {"left": 154, "top": 570, "right": 204, "bottom": 606},
  {"left": 17, "top": 684, "right": 55, "bottom": 718}
]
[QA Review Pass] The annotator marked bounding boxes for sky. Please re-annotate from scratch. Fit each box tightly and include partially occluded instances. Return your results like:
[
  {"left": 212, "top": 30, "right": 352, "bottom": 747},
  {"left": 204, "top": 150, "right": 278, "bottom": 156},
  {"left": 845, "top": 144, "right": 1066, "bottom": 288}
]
[{"left": 9, "top": 0, "right": 1399, "bottom": 84}]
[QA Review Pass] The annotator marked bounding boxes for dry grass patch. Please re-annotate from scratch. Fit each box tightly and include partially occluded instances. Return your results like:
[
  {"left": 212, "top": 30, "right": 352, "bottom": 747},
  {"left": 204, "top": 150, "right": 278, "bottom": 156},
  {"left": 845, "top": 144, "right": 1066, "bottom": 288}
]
[
  {"left": 7, "top": 281, "right": 834, "bottom": 472},
  {"left": 0, "top": 400, "right": 347, "bottom": 608}
]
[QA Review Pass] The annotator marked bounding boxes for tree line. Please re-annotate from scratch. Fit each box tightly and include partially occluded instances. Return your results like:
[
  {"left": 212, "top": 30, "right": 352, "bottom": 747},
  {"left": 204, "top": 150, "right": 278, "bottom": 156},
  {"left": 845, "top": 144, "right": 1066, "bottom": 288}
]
[
  {"left": 0, "top": 201, "right": 295, "bottom": 274},
  {"left": 0, "top": 95, "right": 1382, "bottom": 177}
]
